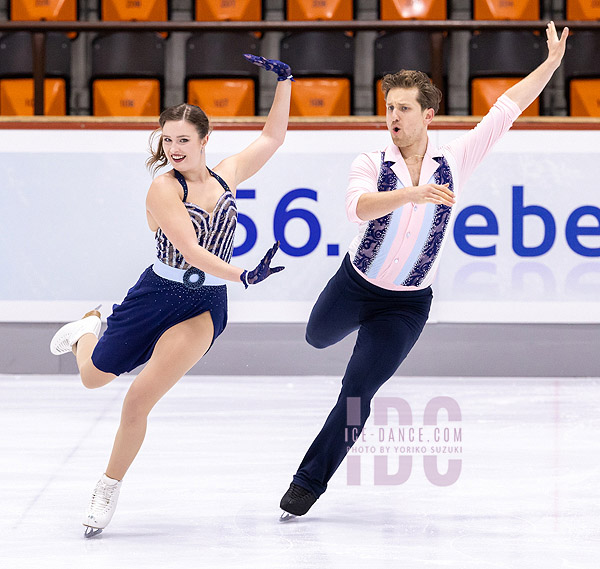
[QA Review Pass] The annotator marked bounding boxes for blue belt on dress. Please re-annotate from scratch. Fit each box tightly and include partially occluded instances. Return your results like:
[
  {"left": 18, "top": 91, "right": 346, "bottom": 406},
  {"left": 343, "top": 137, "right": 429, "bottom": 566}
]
[{"left": 152, "top": 259, "right": 226, "bottom": 288}]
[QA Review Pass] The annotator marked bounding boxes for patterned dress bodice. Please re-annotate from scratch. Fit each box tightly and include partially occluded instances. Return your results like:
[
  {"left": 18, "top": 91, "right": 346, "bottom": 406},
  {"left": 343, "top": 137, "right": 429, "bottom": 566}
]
[{"left": 155, "top": 168, "right": 237, "bottom": 269}]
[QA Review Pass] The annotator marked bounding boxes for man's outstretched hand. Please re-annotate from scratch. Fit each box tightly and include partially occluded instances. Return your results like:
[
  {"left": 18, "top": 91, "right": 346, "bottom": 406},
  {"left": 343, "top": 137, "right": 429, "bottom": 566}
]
[{"left": 546, "top": 21, "right": 569, "bottom": 68}]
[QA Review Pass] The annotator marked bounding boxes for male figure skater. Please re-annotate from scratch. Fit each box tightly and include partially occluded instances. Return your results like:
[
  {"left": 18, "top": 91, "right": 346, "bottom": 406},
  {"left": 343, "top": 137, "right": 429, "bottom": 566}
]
[{"left": 280, "top": 22, "right": 569, "bottom": 519}]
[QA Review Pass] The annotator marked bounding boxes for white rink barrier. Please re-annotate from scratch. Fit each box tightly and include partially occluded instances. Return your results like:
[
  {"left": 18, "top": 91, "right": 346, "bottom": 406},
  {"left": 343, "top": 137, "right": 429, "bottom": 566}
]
[{"left": 1, "top": 126, "right": 599, "bottom": 324}]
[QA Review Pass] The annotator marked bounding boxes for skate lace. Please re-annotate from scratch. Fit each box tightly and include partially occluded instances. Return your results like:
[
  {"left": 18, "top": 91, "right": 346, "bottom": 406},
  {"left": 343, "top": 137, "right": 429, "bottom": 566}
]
[
  {"left": 90, "top": 481, "right": 117, "bottom": 513},
  {"left": 289, "top": 484, "right": 312, "bottom": 501}
]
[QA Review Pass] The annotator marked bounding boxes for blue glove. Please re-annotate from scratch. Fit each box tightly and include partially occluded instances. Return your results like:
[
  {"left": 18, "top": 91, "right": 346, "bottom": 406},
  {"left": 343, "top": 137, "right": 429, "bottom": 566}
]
[
  {"left": 240, "top": 242, "right": 285, "bottom": 288},
  {"left": 244, "top": 54, "right": 294, "bottom": 82}
]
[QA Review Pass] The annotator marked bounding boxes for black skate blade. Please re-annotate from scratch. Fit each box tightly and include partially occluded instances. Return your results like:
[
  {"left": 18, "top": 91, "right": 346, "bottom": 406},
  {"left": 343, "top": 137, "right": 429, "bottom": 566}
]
[
  {"left": 84, "top": 525, "right": 103, "bottom": 538},
  {"left": 279, "top": 511, "right": 297, "bottom": 522}
]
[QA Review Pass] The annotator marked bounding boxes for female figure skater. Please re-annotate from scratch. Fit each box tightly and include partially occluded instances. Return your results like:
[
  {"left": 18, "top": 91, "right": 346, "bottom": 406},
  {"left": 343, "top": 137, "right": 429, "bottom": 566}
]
[{"left": 50, "top": 54, "right": 293, "bottom": 537}]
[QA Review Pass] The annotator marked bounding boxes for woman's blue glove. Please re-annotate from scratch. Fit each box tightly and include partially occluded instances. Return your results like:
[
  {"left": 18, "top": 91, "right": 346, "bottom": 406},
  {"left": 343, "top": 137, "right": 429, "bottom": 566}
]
[
  {"left": 244, "top": 54, "right": 294, "bottom": 82},
  {"left": 240, "top": 242, "right": 285, "bottom": 289}
]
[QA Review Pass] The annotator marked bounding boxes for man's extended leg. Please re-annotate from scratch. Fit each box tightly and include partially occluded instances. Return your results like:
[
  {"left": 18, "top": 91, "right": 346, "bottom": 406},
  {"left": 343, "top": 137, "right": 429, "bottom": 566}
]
[
  {"left": 304, "top": 259, "right": 362, "bottom": 350},
  {"left": 282, "top": 287, "right": 432, "bottom": 516}
]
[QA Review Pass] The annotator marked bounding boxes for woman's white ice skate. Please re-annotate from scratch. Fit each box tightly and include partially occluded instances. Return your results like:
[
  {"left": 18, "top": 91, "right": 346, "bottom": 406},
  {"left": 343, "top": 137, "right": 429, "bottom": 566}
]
[
  {"left": 50, "top": 306, "right": 102, "bottom": 355},
  {"left": 83, "top": 474, "right": 122, "bottom": 538}
]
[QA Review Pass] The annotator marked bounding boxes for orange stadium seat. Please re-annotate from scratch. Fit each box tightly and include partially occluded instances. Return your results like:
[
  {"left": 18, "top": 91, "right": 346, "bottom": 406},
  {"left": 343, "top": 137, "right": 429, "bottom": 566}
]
[
  {"left": 0, "top": 79, "right": 66, "bottom": 116},
  {"left": 101, "top": 0, "right": 167, "bottom": 21},
  {"left": 0, "top": 32, "right": 70, "bottom": 116},
  {"left": 569, "top": 80, "right": 600, "bottom": 117},
  {"left": 93, "top": 79, "right": 160, "bottom": 116},
  {"left": 196, "top": 0, "right": 261, "bottom": 20},
  {"left": 290, "top": 78, "right": 351, "bottom": 116},
  {"left": 380, "top": 0, "right": 446, "bottom": 20},
  {"left": 473, "top": 0, "right": 539, "bottom": 20},
  {"left": 280, "top": 32, "right": 354, "bottom": 116},
  {"left": 564, "top": 32, "right": 600, "bottom": 117},
  {"left": 188, "top": 79, "right": 256, "bottom": 116},
  {"left": 471, "top": 77, "right": 539, "bottom": 116},
  {"left": 10, "top": 0, "right": 77, "bottom": 39},
  {"left": 566, "top": 0, "right": 600, "bottom": 19},
  {"left": 186, "top": 33, "right": 260, "bottom": 117},
  {"left": 10, "top": 0, "right": 77, "bottom": 20},
  {"left": 287, "top": 0, "right": 353, "bottom": 20},
  {"left": 374, "top": 31, "right": 447, "bottom": 116},
  {"left": 375, "top": 78, "right": 385, "bottom": 116},
  {"left": 469, "top": 31, "right": 543, "bottom": 116},
  {"left": 91, "top": 33, "right": 165, "bottom": 117}
]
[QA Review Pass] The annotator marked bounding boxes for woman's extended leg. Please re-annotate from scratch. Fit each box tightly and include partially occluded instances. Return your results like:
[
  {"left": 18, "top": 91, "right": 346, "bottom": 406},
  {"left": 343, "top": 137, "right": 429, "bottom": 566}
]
[
  {"left": 104, "top": 310, "right": 214, "bottom": 481},
  {"left": 73, "top": 333, "right": 116, "bottom": 389},
  {"left": 82, "top": 309, "right": 216, "bottom": 536},
  {"left": 51, "top": 307, "right": 117, "bottom": 388}
]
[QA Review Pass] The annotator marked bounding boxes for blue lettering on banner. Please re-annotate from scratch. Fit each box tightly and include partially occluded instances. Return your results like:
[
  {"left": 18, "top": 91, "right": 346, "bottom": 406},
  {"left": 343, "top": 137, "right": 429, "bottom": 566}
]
[
  {"left": 453, "top": 205, "right": 499, "bottom": 257},
  {"left": 232, "top": 184, "right": 600, "bottom": 260},
  {"left": 233, "top": 188, "right": 322, "bottom": 258},
  {"left": 565, "top": 206, "right": 600, "bottom": 257},
  {"left": 273, "top": 188, "right": 321, "bottom": 257},
  {"left": 512, "top": 185, "right": 556, "bottom": 257},
  {"left": 454, "top": 185, "right": 600, "bottom": 258},
  {"left": 233, "top": 189, "right": 257, "bottom": 257}
]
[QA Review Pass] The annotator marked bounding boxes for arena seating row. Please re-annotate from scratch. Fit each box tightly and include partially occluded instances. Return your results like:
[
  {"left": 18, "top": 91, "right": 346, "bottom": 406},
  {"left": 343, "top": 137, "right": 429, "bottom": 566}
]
[
  {"left": 1, "top": 29, "right": 599, "bottom": 117},
  {"left": 5, "top": 0, "right": 600, "bottom": 22}
]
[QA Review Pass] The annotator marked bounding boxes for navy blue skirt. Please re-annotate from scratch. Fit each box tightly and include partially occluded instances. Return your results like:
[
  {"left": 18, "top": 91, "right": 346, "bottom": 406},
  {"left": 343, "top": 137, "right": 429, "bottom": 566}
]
[{"left": 91, "top": 266, "right": 228, "bottom": 376}]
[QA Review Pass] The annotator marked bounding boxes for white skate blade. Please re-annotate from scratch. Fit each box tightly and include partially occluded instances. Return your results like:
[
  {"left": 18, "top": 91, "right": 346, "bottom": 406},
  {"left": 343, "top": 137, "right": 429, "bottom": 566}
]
[
  {"left": 279, "top": 511, "right": 297, "bottom": 522},
  {"left": 84, "top": 525, "right": 103, "bottom": 538}
]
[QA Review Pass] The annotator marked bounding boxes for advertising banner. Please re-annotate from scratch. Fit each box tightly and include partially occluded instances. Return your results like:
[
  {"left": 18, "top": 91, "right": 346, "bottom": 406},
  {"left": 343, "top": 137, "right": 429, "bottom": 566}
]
[{"left": 1, "top": 127, "right": 598, "bottom": 323}]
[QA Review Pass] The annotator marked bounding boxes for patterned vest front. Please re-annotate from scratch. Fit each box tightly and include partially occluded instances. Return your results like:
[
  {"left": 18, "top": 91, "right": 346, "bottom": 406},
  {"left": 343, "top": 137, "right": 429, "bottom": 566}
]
[{"left": 352, "top": 152, "right": 454, "bottom": 287}]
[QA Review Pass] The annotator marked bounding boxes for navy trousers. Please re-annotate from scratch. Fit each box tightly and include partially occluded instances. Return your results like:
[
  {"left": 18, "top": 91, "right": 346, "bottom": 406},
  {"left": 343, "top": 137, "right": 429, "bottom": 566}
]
[{"left": 293, "top": 255, "right": 433, "bottom": 497}]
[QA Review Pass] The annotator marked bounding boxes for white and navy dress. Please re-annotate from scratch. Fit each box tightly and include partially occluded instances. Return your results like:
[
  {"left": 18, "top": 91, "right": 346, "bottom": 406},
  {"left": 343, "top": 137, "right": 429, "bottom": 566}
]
[{"left": 92, "top": 168, "right": 236, "bottom": 376}]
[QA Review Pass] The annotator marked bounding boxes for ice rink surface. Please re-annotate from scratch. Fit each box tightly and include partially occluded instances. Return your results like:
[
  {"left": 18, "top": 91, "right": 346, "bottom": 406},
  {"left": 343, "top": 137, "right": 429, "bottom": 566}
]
[{"left": 1, "top": 374, "right": 599, "bottom": 569}]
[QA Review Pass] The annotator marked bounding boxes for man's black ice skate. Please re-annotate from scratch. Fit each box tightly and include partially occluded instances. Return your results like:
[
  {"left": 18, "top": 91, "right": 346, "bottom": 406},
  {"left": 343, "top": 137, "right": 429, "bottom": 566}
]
[{"left": 279, "top": 482, "right": 317, "bottom": 522}]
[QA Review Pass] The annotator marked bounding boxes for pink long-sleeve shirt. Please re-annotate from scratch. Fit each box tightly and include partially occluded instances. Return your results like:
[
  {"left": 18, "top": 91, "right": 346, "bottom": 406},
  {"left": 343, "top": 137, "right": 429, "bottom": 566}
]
[{"left": 345, "top": 94, "right": 522, "bottom": 291}]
